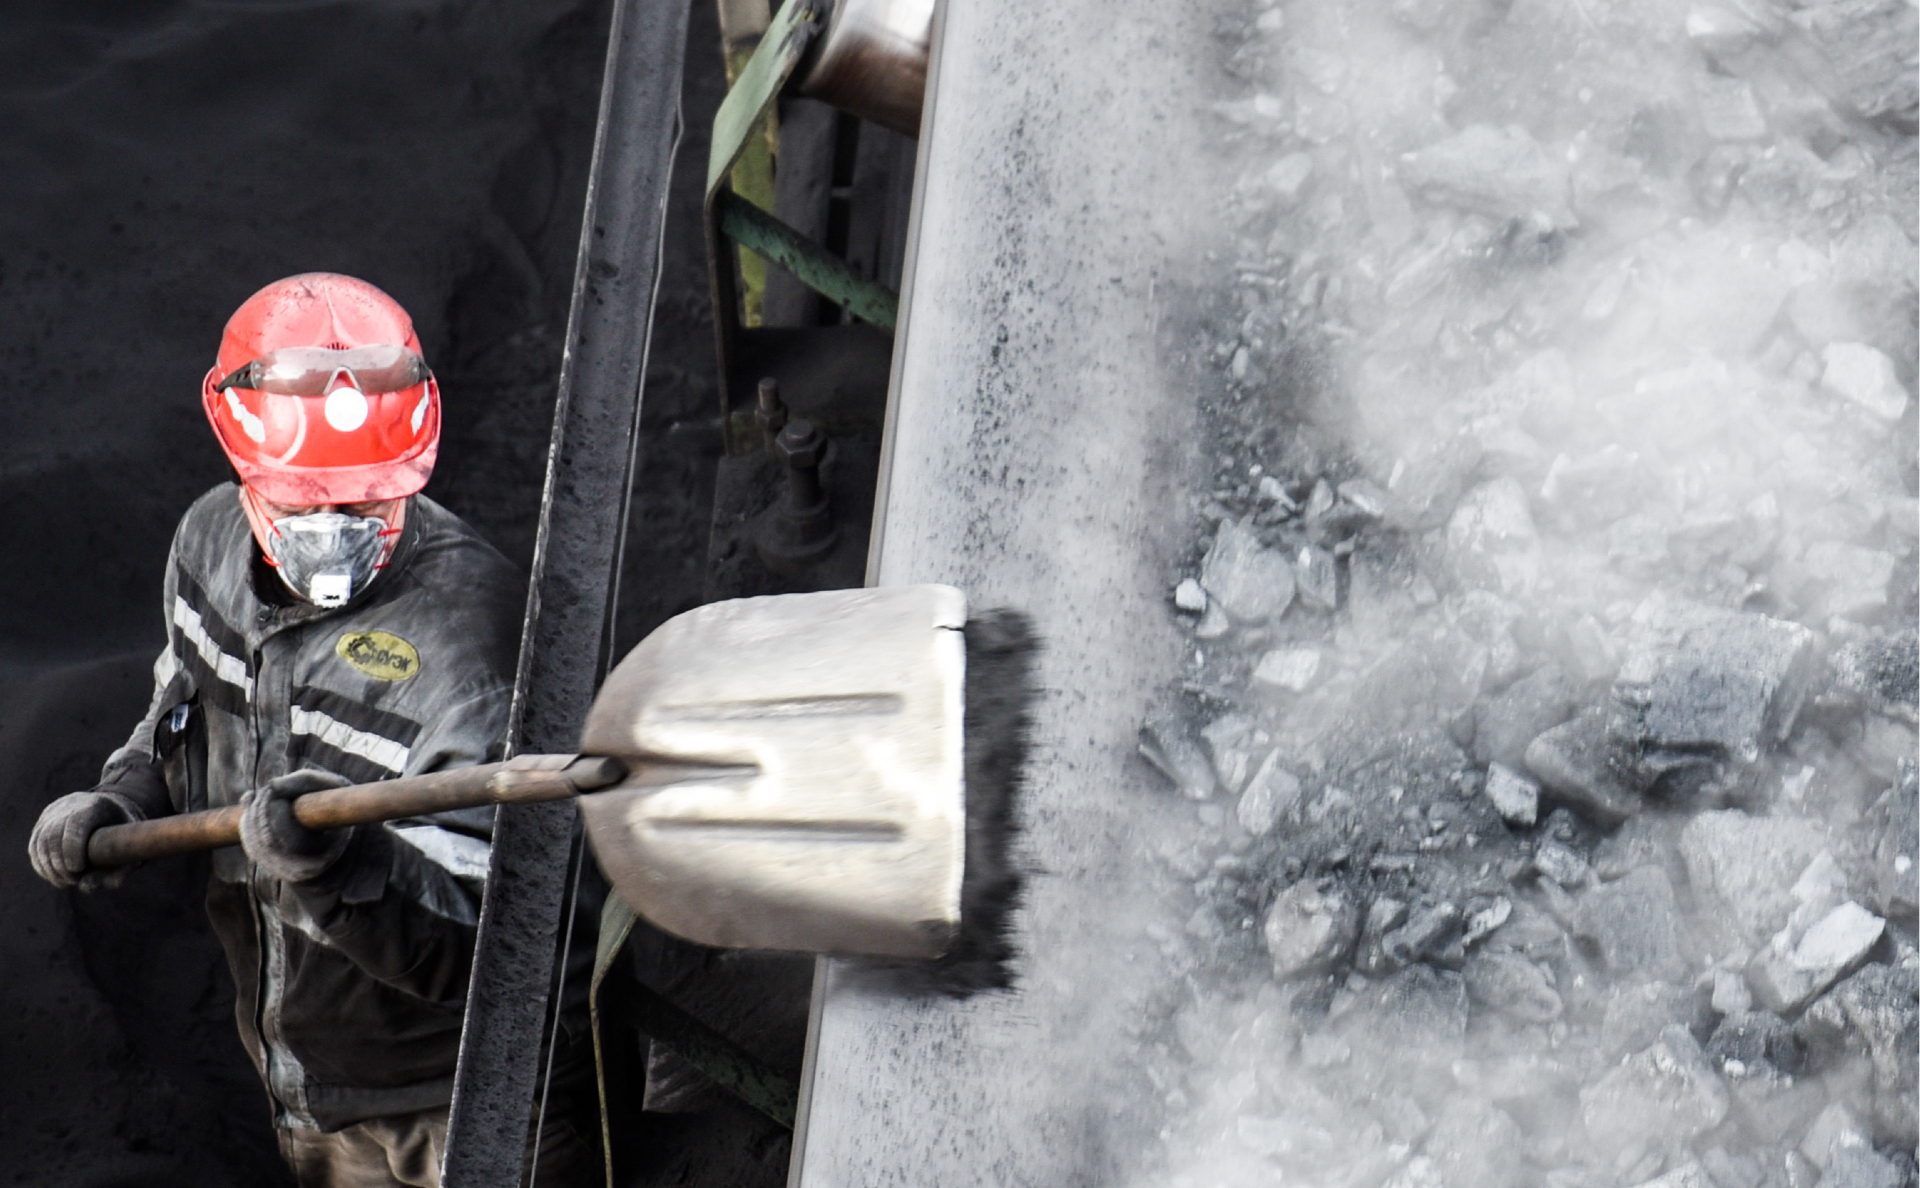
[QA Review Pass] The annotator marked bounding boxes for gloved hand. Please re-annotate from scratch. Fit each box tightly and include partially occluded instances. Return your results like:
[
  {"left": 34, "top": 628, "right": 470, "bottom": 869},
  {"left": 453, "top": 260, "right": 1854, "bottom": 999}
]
[
  {"left": 240, "top": 769, "right": 356, "bottom": 884},
  {"left": 28, "top": 789, "right": 143, "bottom": 891}
]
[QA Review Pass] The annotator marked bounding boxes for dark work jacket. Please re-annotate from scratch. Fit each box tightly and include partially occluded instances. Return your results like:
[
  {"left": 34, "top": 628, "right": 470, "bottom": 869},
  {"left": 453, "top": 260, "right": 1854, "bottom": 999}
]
[{"left": 103, "top": 484, "right": 524, "bottom": 1132}]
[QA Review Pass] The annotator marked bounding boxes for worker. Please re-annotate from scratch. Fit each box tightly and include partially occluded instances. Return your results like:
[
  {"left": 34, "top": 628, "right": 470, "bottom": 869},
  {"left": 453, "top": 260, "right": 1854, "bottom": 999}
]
[{"left": 25, "top": 273, "right": 592, "bottom": 1186}]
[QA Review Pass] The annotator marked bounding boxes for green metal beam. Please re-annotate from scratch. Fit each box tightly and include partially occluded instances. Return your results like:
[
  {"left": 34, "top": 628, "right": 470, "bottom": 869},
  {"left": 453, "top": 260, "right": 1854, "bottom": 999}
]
[
  {"left": 707, "top": 0, "right": 822, "bottom": 198},
  {"left": 716, "top": 189, "right": 900, "bottom": 331}
]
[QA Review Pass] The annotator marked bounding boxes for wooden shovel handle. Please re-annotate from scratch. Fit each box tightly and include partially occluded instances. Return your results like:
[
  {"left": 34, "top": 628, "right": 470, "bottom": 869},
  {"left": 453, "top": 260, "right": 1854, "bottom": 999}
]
[{"left": 86, "top": 754, "right": 628, "bottom": 869}]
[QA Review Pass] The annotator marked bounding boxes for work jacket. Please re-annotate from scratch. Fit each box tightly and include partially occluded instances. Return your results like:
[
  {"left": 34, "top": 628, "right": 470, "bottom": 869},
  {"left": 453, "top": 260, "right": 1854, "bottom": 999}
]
[{"left": 100, "top": 483, "right": 524, "bottom": 1132}]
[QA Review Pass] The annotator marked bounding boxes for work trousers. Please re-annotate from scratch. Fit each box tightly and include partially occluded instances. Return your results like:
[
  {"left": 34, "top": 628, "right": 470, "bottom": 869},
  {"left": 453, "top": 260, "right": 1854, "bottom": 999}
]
[
  {"left": 278, "top": 1101, "right": 597, "bottom": 1188},
  {"left": 278, "top": 1109, "right": 445, "bottom": 1188}
]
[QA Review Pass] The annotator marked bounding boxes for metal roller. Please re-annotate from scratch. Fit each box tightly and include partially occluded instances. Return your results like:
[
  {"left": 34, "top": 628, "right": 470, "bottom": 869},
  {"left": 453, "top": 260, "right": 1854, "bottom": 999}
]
[{"left": 798, "top": 0, "right": 934, "bottom": 137}]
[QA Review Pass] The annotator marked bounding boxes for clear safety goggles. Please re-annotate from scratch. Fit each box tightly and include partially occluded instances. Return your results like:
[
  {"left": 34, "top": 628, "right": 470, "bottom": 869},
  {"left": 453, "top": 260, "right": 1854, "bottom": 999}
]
[{"left": 213, "top": 344, "right": 431, "bottom": 397}]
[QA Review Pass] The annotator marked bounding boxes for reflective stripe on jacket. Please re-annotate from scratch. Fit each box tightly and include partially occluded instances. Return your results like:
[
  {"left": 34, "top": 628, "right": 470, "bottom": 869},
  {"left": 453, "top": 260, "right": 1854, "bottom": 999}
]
[{"left": 108, "top": 483, "right": 523, "bottom": 1132}]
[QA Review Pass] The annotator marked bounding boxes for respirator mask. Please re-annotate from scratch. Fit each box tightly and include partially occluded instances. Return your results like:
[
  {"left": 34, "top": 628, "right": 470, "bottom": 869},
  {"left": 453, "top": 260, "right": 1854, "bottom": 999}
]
[{"left": 262, "top": 512, "right": 393, "bottom": 608}]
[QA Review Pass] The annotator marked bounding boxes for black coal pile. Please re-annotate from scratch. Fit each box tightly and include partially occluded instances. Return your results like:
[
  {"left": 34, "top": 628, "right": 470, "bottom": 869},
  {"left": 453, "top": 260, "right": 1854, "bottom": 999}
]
[
  {"left": 0, "top": 3, "right": 671, "bottom": 1184},
  {"left": 1133, "top": 0, "right": 1916, "bottom": 1184}
]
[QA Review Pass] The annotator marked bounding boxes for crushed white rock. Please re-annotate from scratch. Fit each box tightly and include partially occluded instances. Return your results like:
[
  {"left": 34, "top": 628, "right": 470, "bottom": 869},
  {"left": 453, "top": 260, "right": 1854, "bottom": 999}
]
[
  {"left": 1253, "top": 647, "right": 1321, "bottom": 691},
  {"left": 1483, "top": 763, "right": 1539, "bottom": 827},
  {"left": 1172, "top": 577, "right": 1208, "bottom": 613},
  {"left": 1822, "top": 342, "right": 1911, "bottom": 421}
]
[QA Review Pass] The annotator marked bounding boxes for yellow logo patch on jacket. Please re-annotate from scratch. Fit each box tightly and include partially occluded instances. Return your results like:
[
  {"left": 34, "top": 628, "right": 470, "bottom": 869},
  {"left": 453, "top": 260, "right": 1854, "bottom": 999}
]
[{"left": 336, "top": 631, "right": 422, "bottom": 681}]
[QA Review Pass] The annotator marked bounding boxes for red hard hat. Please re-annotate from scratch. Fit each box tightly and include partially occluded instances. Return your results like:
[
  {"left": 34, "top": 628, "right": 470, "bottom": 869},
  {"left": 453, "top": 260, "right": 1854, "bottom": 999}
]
[{"left": 202, "top": 273, "right": 441, "bottom": 505}]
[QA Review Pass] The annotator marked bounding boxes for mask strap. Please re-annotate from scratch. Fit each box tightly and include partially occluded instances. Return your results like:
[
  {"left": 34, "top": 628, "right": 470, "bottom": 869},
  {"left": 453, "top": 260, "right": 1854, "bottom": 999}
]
[
  {"left": 237, "top": 485, "right": 284, "bottom": 568},
  {"left": 373, "top": 499, "right": 408, "bottom": 570}
]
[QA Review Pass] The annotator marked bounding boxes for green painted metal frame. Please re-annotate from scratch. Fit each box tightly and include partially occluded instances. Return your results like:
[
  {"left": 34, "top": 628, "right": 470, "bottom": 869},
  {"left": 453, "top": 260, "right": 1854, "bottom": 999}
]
[{"left": 704, "top": 0, "right": 901, "bottom": 447}]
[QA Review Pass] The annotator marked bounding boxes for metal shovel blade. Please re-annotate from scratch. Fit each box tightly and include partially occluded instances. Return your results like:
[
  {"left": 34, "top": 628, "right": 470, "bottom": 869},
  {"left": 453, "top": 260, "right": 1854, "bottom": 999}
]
[{"left": 578, "top": 585, "right": 967, "bottom": 958}]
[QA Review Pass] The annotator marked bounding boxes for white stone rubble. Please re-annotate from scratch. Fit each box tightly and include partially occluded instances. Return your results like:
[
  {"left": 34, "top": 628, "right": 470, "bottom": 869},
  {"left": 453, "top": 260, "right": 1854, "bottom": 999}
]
[
  {"left": 1173, "top": 577, "right": 1208, "bottom": 612},
  {"left": 1252, "top": 647, "right": 1320, "bottom": 691},
  {"left": 1200, "top": 519, "right": 1295, "bottom": 622},
  {"left": 1144, "top": 0, "right": 1918, "bottom": 1181},
  {"left": 1822, "top": 342, "right": 1910, "bottom": 421},
  {"left": 1748, "top": 901, "right": 1887, "bottom": 1013},
  {"left": 1483, "top": 763, "right": 1539, "bottom": 827}
]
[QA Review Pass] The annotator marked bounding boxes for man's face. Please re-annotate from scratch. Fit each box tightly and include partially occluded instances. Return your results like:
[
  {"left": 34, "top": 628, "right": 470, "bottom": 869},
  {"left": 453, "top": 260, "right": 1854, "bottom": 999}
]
[{"left": 237, "top": 486, "right": 410, "bottom": 599}]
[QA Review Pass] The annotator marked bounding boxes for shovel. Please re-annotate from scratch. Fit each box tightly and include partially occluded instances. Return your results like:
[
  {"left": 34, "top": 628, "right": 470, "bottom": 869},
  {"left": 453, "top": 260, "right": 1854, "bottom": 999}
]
[{"left": 86, "top": 584, "right": 1002, "bottom": 960}]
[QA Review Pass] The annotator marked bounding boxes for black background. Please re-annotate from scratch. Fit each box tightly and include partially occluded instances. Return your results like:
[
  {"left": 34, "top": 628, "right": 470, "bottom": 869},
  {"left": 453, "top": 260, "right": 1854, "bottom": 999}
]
[{"left": 0, "top": 2, "right": 725, "bottom": 1182}]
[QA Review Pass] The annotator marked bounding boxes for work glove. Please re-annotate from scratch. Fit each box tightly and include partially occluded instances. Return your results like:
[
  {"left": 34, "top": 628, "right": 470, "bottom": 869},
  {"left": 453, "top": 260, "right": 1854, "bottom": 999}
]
[
  {"left": 28, "top": 789, "right": 145, "bottom": 891},
  {"left": 240, "top": 769, "right": 356, "bottom": 884}
]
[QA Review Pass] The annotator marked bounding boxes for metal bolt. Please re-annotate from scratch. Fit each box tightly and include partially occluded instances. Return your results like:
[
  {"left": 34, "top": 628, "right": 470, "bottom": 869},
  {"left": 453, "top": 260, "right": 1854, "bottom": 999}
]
[
  {"left": 774, "top": 419, "right": 829, "bottom": 511},
  {"left": 756, "top": 376, "right": 788, "bottom": 442},
  {"left": 755, "top": 417, "right": 838, "bottom": 570}
]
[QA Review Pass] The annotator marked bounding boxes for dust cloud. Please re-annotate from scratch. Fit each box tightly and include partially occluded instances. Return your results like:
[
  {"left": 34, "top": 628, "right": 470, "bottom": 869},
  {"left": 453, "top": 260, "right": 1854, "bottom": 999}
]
[{"left": 1132, "top": 0, "right": 1916, "bottom": 1185}]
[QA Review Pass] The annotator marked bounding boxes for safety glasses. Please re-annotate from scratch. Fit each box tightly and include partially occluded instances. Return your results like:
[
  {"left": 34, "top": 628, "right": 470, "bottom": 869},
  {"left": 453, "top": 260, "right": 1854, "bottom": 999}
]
[{"left": 213, "top": 344, "right": 431, "bottom": 396}]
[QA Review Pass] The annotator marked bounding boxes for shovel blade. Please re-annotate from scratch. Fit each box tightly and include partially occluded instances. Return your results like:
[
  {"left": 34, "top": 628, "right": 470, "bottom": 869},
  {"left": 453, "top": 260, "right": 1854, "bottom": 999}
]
[{"left": 578, "top": 585, "right": 967, "bottom": 957}]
